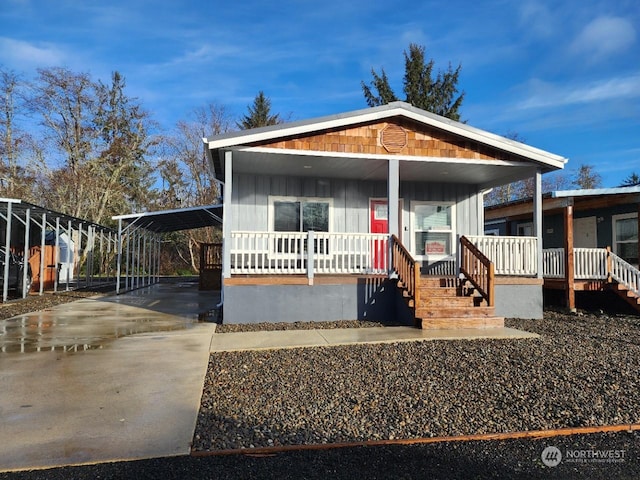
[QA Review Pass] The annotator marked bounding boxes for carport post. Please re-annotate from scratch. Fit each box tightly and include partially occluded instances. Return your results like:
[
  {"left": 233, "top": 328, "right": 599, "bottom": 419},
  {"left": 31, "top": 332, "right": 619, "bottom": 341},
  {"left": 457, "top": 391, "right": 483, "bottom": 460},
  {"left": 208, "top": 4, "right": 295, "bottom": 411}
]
[
  {"left": 66, "top": 220, "right": 72, "bottom": 291},
  {"left": 136, "top": 229, "right": 141, "bottom": 289},
  {"left": 141, "top": 231, "right": 147, "bottom": 286},
  {"left": 39, "top": 213, "right": 46, "bottom": 296},
  {"left": 53, "top": 216, "right": 60, "bottom": 293},
  {"left": 21, "top": 208, "right": 30, "bottom": 298},
  {"left": 125, "top": 228, "right": 130, "bottom": 291},
  {"left": 155, "top": 235, "right": 161, "bottom": 283},
  {"left": 116, "top": 218, "right": 122, "bottom": 294},
  {"left": 86, "top": 226, "right": 92, "bottom": 286},
  {"left": 3, "top": 201, "right": 13, "bottom": 303},
  {"left": 78, "top": 223, "right": 83, "bottom": 288}
]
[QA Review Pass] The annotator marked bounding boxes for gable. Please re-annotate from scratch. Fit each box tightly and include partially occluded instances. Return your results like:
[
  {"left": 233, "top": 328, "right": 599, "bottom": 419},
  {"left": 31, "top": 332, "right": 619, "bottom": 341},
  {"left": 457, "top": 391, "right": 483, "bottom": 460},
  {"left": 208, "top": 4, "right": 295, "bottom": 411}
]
[{"left": 249, "top": 117, "right": 523, "bottom": 162}]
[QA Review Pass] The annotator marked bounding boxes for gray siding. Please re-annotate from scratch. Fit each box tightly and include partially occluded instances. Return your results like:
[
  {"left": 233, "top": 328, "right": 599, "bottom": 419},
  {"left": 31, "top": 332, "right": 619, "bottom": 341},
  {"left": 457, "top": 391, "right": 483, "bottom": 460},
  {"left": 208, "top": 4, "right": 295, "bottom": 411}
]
[{"left": 232, "top": 173, "right": 483, "bottom": 236}]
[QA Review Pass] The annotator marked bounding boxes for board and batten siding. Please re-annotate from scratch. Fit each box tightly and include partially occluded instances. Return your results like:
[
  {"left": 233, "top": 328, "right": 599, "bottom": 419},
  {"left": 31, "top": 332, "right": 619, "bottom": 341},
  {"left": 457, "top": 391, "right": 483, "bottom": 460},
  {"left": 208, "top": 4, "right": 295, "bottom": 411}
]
[{"left": 231, "top": 173, "right": 483, "bottom": 237}]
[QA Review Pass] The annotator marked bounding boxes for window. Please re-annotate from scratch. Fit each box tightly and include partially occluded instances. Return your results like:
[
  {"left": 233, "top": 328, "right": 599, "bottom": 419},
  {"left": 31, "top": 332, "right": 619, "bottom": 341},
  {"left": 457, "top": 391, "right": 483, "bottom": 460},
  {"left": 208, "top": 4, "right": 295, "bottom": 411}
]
[
  {"left": 517, "top": 222, "right": 533, "bottom": 236},
  {"left": 613, "top": 213, "right": 638, "bottom": 265},
  {"left": 272, "top": 198, "right": 330, "bottom": 232},
  {"left": 270, "top": 197, "right": 332, "bottom": 255},
  {"left": 411, "top": 202, "right": 455, "bottom": 258}
]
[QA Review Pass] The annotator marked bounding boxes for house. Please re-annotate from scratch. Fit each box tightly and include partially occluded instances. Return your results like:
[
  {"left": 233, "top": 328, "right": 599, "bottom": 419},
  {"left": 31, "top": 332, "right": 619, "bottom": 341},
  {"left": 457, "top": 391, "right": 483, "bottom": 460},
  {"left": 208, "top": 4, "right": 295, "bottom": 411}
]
[
  {"left": 485, "top": 186, "right": 640, "bottom": 312},
  {"left": 204, "top": 102, "right": 567, "bottom": 327}
]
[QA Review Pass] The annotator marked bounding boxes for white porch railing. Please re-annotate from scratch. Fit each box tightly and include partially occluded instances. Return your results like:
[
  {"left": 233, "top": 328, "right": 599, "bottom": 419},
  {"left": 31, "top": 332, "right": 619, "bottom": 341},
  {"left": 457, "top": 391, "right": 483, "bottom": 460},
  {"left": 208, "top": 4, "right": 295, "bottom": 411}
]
[
  {"left": 541, "top": 247, "right": 608, "bottom": 279},
  {"left": 574, "top": 248, "right": 608, "bottom": 279},
  {"left": 467, "top": 235, "right": 538, "bottom": 276},
  {"left": 543, "top": 248, "right": 565, "bottom": 278},
  {"left": 229, "top": 231, "right": 389, "bottom": 276},
  {"left": 610, "top": 252, "right": 640, "bottom": 296}
]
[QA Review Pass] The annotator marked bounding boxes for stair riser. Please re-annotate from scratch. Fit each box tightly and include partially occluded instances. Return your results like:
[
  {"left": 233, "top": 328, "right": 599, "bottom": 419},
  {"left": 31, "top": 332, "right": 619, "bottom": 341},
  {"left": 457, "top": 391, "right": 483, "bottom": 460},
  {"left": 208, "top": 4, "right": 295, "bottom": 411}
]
[
  {"left": 418, "top": 297, "right": 475, "bottom": 308},
  {"left": 419, "top": 317, "right": 505, "bottom": 329},
  {"left": 415, "top": 307, "right": 496, "bottom": 319}
]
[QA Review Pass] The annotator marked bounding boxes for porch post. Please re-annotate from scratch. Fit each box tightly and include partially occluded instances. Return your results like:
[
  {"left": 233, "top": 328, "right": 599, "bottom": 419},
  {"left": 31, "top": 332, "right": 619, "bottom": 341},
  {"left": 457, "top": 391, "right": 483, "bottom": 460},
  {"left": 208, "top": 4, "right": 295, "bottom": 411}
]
[
  {"left": 533, "top": 168, "right": 543, "bottom": 279},
  {"left": 564, "top": 202, "right": 576, "bottom": 312},
  {"left": 388, "top": 158, "right": 400, "bottom": 273},
  {"left": 222, "top": 150, "right": 233, "bottom": 279}
]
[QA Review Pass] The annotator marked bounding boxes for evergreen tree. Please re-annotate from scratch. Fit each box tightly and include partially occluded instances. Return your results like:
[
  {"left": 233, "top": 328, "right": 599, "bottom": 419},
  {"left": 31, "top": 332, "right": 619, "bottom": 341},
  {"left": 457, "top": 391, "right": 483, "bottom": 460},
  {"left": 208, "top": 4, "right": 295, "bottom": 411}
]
[
  {"left": 620, "top": 172, "right": 640, "bottom": 187},
  {"left": 237, "top": 91, "right": 281, "bottom": 129},
  {"left": 361, "top": 43, "right": 464, "bottom": 121}
]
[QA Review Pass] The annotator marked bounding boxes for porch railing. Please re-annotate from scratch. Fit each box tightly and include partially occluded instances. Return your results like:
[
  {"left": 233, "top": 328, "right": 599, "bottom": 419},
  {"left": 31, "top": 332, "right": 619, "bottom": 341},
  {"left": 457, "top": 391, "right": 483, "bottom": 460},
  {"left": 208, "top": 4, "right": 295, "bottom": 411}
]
[
  {"left": 610, "top": 251, "right": 640, "bottom": 297},
  {"left": 543, "top": 248, "right": 565, "bottom": 278},
  {"left": 542, "top": 247, "right": 608, "bottom": 279},
  {"left": 466, "top": 235, "right": 537, "bottom": 276},
  {"left": 229, "top": 231, "right": 389, "bottom": 276},
  {"left": 460, "top": 235, "right": 495, "bottom": 306},
  {"left": 391, "top": 234, "right": 420, "bottom": 308}
]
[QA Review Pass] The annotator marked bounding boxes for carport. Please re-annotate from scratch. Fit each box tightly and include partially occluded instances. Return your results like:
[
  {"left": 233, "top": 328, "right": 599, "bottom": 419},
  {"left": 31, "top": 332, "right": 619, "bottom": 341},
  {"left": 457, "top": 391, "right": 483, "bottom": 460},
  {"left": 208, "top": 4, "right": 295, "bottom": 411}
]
[
  {"left": 112, "top": 204, "right": 223, "bottom": 294},
  {"left": 0, "top": 198, "right": 117, "bottom": 302}
]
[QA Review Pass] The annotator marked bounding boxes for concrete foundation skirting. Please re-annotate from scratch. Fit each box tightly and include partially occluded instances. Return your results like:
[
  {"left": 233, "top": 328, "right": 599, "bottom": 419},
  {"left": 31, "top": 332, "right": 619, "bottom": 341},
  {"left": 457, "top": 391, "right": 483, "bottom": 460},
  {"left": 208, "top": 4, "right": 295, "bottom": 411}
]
[
  {"left": 494, "top": 284, "right": 543, "bottom": 319},
  {"left": 224, "top": 278, "right": 395, "bottom": 324}
]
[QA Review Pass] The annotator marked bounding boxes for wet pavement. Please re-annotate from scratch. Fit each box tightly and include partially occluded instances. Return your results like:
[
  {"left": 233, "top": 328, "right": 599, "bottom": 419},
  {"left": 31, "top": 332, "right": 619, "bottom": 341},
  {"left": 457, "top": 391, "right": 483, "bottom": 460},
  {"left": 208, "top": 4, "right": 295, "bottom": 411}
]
[{"left": 0, "top": 280, "right": 219, "bottom": 472}]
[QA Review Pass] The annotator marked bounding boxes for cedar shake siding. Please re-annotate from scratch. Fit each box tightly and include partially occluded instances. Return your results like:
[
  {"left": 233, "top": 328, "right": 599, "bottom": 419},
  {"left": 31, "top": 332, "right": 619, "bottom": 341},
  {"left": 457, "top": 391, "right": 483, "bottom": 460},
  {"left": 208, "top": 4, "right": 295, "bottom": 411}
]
[{"left": 250, "top": 118, "right": 521, "bottom": 162}]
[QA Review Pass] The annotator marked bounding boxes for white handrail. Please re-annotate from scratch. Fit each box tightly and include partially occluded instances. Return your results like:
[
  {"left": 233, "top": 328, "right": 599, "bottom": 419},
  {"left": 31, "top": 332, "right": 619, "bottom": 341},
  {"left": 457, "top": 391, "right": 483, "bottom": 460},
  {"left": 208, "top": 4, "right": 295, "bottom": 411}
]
[
  {"left": 229, "top": 231, "right": 388, "bottom": 275},
  {"left": 466, "top": 235, "right": 538, "bottom": 276},
  {"left": 610, "top": 252, "right": 640, "bottom": 296}
]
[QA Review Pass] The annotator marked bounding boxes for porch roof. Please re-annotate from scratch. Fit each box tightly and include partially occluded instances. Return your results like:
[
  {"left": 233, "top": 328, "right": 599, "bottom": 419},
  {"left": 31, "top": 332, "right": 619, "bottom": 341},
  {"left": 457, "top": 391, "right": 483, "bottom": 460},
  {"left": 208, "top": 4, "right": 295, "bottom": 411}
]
[
  {"left": 485, "top": 186, "right": 640, "bottom": 220},
  {"left": 204, "top": 102, "right": 568, "bottom": 189}
]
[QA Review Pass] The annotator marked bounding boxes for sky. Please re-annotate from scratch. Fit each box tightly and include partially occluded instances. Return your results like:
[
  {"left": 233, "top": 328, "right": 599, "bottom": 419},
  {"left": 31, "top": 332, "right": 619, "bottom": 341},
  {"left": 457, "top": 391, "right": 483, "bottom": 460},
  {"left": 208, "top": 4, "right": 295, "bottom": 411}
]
[{"left": 0, "top": 0, "right": 638, "bottom": 187}]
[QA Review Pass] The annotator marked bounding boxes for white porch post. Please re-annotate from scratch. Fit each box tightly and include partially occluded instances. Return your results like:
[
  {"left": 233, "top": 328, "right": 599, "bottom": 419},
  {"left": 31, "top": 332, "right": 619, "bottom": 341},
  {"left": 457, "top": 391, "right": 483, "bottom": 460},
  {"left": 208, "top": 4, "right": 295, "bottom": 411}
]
[
  {"left": 533, "top": 168, "right": 543, "bottom": 279},
  {"left": 222, "top": 150, "right": 233, "bottom": 279},
  {"left": 388, "top": 158, "right": 400, "bottom": 273}
]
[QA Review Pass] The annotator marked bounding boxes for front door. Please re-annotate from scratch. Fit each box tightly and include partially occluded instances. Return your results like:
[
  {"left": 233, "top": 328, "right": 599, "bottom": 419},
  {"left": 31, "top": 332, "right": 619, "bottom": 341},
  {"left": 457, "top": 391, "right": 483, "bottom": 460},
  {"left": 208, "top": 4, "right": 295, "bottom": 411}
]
[
  {"left": 574, "top": 216, "right": 597, "bottom": 248},
  {"left": 370, "top": 199, "right": 402, "bottom": 269}
]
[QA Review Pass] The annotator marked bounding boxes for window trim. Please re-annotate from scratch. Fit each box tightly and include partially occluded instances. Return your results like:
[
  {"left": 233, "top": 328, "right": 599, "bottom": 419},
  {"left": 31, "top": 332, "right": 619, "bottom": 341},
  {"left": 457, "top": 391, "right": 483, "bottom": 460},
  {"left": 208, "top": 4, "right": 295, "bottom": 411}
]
[
  {"left": 269, "top": 195, "right": 333, "bottom": 232},
  {"left": 612, "top": 212, "right": 638, "bottom": 262},
  {"left": 409, "top": 201, "right": 456, "bottom": 260}
]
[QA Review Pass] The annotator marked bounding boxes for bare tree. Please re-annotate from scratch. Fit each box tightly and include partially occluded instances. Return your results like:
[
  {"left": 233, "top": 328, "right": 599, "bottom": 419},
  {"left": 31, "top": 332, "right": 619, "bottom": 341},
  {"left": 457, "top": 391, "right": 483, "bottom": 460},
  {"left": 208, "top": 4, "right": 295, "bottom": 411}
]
[
  {"left": 0, "top": 66, "right": 37, "bottom": 200},
  {"left": 158, "top": 103, "right": 233, "bottom": 271}
]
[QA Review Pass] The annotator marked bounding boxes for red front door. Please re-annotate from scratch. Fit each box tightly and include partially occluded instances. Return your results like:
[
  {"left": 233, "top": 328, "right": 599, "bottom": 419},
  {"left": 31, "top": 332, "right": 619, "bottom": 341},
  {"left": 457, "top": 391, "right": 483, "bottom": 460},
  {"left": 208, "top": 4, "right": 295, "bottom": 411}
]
[{"left": 370, "top": 200, "right": 389, "bottom": 269}]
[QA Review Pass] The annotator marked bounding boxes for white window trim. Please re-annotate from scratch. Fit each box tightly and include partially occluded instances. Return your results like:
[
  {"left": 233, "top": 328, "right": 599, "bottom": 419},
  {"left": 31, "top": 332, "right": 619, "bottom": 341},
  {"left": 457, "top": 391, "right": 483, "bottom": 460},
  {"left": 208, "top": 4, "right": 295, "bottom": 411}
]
[
  {"left": 268, "top": 195, "right": 333, "bottom": 232},
  {"left": 409, "top": 201, "right": 456, "bottom": 261},
  {"left": 517, "top": 222, "right": 533, "bottom": 236},
  {"left": 612, "top": 212, "right": 637, "bottom": 257}
]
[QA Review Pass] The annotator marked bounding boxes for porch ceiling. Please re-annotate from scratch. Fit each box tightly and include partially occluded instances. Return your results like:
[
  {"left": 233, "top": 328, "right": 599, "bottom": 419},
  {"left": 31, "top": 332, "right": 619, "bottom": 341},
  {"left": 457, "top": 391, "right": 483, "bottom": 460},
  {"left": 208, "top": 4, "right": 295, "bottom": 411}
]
[{"left": 230, "top": 149, "right": 538, "bottom": 188}]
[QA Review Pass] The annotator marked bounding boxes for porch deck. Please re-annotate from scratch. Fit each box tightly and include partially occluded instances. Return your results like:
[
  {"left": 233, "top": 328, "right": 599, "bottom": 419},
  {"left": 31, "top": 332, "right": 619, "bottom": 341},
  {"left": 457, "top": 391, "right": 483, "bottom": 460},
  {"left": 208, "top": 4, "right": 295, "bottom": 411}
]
[{"left": 542, "top": 247, "right": 640, "bottom": 311}]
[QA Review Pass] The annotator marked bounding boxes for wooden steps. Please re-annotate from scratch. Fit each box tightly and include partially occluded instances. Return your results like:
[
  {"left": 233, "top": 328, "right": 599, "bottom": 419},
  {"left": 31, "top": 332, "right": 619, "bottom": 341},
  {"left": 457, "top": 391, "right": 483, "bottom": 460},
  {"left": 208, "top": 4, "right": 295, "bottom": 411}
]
[
  {"left": 400, "top": 275, "right": 504, "bottom": 330},
  {"left": 608, "top": 283, "right": 640, "bottom": 311}
]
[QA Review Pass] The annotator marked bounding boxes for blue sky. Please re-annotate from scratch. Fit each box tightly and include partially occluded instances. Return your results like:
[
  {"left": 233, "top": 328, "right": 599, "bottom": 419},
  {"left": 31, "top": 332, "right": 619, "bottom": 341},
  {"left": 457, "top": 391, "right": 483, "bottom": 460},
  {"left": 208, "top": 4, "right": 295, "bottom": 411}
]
[{"left": 1, "top": 0, "right": 638, "bottom": 187}]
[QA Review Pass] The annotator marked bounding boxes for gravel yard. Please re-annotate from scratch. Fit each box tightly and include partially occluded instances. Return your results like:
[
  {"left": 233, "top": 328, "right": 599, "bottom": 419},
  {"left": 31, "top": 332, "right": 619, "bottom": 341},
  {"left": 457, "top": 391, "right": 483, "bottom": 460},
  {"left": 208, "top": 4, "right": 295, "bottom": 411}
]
[{"left": 195, "top": 310, "right": 640, "bottom": 452}]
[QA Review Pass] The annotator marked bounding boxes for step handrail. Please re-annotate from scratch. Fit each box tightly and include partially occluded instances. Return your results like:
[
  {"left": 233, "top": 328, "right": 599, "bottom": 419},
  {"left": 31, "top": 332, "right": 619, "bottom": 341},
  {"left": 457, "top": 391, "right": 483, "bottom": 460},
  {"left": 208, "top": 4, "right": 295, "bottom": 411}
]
[
  {"left": 460, "top": 235, "right": 495, "bottom": 307},
  {"left": 391, "top": 235, "right": 421, "bottom": 309}
]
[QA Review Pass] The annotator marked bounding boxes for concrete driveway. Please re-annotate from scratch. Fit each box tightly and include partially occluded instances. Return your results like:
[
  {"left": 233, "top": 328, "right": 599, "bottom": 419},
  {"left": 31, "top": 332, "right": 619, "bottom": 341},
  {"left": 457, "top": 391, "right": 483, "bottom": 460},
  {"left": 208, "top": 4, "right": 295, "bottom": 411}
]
[{"left": 0, "top": 280, "right": 218, "bottom": 472}]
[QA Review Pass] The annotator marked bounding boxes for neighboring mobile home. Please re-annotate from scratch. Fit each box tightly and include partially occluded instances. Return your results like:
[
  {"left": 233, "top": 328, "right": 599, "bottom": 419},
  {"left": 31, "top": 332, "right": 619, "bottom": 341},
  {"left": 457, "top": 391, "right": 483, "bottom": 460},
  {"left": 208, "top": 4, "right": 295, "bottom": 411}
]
[
  {"left": 205, "top": 102, "right": 567, "bottom": 326},
  {"left": 485, "top": 186, "right": 640, "bottom": 312}
]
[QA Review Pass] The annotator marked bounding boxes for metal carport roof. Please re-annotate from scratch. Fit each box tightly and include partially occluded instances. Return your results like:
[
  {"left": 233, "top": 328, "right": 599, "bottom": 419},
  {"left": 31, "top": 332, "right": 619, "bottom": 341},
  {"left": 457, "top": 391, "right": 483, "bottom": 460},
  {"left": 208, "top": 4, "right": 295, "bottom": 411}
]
[
  {"left": 111, "top": 204, "right": 223, "bottom": 294},
  {"left": 112, "top": 204, "right": 223, "bottom": 233}
]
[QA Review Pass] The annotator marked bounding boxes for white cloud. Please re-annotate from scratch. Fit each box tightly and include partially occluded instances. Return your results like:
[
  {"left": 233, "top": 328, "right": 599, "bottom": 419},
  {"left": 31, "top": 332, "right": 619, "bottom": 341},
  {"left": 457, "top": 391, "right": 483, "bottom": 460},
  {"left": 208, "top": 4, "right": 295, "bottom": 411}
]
[
  {"left": 516, "top": 74, "right": 640, "bottom": 110},
  {"left": 518, "top": 1, "right": 556, "bottom": 39},
  {"left": 0, "top": 37, "right": 66, "bottom": 68},
  {"left": 570, "top": 16, "right": 636, "bottom": 61}
]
